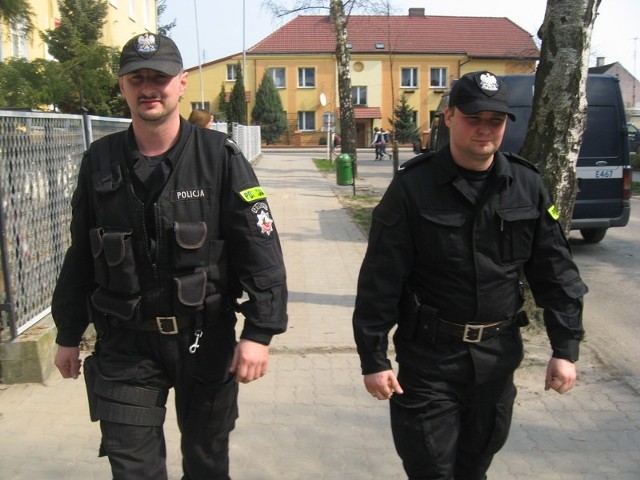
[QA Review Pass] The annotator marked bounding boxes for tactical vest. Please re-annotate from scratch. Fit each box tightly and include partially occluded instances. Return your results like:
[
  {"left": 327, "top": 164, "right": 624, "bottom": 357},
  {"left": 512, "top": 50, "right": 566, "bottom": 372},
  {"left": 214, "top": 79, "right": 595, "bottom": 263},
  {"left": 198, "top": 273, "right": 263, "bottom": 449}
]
[{"left": 87, "top": 129, "right": 232, "bottom": 326}]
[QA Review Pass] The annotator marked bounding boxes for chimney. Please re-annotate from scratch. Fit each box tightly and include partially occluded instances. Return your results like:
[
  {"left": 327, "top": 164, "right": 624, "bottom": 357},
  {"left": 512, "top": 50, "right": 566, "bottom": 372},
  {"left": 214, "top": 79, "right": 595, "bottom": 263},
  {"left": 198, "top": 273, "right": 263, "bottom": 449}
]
[
  {"left": 596, "top": 57, "right": 605, "bottom": 67},
  {"left": 409, "top": 8, "right": 425, "bottom": 17}
]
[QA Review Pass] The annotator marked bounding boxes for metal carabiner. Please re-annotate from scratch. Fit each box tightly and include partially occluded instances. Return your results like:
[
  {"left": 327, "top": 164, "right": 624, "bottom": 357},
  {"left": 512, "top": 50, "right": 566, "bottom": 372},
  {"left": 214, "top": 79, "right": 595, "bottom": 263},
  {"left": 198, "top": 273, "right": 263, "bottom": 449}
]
[{"left": 189, "top": 330, "right": 203, "bottom": 354}]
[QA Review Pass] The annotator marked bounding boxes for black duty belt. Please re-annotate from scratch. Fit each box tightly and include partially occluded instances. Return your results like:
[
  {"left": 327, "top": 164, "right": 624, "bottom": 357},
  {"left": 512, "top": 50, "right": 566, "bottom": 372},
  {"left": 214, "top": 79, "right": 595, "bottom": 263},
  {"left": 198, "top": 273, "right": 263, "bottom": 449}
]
[
  {"left": 112, "top": 316, "right": 193, "bottom": 335},
  {"left": 438, "top": 317, "right": 514, "bottom": 343}
]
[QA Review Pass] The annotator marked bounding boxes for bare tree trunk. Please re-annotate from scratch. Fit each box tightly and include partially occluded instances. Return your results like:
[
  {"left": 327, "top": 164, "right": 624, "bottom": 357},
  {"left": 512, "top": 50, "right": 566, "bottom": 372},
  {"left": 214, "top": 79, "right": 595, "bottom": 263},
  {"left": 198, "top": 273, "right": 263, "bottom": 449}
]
[
  {"left": 522, "top": 0, "right": 601, "bottom": 236},
  {"left": 331, "top": 0, "right": 357, "bottom": 173},
  {"left": 520, "top": 0, "right": 601, "bottom": 326}
]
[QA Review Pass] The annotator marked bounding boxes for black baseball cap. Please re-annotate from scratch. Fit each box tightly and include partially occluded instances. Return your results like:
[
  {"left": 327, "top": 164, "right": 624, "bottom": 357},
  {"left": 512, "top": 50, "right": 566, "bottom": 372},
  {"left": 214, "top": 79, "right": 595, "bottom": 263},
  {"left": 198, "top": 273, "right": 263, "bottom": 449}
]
[
  {"left": 118, "top": 33, "right": 183, "bottom": 77},
  {"left": 449, "top": 71, "right": 516, "bottom": 121}
]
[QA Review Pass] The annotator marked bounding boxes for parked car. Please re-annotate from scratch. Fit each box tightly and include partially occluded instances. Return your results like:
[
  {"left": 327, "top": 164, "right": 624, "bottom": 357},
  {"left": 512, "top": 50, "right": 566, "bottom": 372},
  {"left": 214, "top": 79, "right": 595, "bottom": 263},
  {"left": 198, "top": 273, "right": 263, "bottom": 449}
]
[
  {"left": 424, "top": 73, "right": 632, "bottom": 243},
  {"left": 628, "top": 122, "right": 640, "bottom": 155}
]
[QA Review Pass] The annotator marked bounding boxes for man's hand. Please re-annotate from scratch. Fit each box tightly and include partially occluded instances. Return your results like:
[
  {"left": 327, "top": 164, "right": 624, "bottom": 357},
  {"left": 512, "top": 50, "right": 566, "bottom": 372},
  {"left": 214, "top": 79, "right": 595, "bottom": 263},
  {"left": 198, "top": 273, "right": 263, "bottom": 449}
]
[
  {"left": 545, "top": 357, "right": 577, "bottom": 394},
  {"left": 54, "top": 346, "right": 81, "bottom": 379},
  {"left": 364, "top": 370, "right": 404, "bottom": 400},
  {"left": 229, "top": 339, "right": 269, "bottom": 384}
]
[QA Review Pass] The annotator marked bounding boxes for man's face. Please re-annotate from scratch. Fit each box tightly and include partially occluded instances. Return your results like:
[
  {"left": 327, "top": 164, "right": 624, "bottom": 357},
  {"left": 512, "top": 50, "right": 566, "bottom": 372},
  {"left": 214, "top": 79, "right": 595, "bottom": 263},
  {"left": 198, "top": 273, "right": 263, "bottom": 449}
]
[
  {"left": 444, "top": 107, "right": 508, "bottom": 169},
  {"left": 119, "top": 69, "right": 187, "bottom": 123}
]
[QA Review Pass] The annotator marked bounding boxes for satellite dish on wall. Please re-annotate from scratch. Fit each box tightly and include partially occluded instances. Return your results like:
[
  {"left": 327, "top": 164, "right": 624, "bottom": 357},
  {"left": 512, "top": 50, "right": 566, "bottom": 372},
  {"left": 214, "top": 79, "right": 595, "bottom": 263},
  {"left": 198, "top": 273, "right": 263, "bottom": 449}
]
[{"left": 319, "top": 93, "right": 327, "bottom": 107}]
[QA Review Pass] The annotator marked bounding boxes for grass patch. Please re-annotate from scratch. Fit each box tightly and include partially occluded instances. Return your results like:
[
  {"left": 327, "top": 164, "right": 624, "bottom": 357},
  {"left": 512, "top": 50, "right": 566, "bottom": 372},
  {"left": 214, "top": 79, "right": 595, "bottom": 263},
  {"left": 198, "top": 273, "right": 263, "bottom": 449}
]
[
  {"left": 338, "top": 194, "right": 381, "bottom": 236},
  {"left": 312, "top": 157, "right": 335, "bottom": 172}
]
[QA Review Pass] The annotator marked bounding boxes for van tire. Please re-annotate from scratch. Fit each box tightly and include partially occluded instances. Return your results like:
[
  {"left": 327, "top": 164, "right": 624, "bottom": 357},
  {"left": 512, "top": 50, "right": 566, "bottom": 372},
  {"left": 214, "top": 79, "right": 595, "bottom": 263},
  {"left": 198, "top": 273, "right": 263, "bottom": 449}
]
[{"left": 580, "top": 228, "right": 607, "bottom": 243}]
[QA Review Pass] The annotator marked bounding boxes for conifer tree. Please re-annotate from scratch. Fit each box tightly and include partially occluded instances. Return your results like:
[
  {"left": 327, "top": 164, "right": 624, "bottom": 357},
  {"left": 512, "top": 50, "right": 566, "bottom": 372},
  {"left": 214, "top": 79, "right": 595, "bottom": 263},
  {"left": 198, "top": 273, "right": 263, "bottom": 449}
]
[
  {"left": 227, "top": 62, "right": 247, "bottom": 125},
  {"left": 216, "top": 83, "right": 228, "bottom": 122},
  {"left": 252, "top": 72, "right": 287, "bottom": 144},
  {"left": 390, "top": 94, "right": 419, "bottom": 144}
]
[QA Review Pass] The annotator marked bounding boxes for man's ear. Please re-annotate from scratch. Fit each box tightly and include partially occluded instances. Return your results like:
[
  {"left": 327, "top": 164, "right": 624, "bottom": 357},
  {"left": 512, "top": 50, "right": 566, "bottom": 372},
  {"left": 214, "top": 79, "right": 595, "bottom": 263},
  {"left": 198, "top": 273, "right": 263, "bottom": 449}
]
[{"left": 180, "top": 71, "right": 188, "bottom": 94}]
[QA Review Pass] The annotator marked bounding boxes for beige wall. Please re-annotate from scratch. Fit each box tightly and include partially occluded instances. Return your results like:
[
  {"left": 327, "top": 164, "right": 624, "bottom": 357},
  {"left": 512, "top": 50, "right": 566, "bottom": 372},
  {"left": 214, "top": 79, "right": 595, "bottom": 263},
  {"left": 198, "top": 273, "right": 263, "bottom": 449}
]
[{"left": 1, "top": 0, "right": 156, "bottom": 61}]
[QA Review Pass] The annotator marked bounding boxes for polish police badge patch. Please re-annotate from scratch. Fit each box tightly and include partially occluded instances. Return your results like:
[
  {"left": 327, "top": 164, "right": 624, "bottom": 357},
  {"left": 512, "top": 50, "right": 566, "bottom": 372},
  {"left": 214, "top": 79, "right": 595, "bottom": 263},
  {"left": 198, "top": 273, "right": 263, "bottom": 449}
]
[{"left": 252, "top": 202, "right": 274, "bottom": 236}]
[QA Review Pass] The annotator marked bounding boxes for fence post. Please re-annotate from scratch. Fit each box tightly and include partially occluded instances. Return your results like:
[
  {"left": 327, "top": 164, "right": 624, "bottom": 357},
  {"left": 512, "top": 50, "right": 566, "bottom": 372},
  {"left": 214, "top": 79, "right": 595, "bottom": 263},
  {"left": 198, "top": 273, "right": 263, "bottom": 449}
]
[{"left": 0, "top": 184, "right": 18, "bottom": 340}]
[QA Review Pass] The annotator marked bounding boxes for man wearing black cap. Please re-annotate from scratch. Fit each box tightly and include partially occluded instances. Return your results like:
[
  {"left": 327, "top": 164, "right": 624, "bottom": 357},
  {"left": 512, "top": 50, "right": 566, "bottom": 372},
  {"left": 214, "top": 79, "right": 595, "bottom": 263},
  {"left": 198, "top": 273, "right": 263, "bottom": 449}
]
[
  {"left": 52, "top": 33, "right": 287, "bottom": 479},
  {"left": 353, "top": 71, "right": 586, "bottom": 479}
]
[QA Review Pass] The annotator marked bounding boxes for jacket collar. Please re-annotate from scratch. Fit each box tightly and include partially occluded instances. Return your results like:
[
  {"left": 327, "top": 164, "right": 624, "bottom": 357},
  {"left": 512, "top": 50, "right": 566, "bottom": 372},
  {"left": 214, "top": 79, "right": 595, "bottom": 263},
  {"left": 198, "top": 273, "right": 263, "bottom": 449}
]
[{"left": 434, "top": 147, "right": 514, "bottom": 186}]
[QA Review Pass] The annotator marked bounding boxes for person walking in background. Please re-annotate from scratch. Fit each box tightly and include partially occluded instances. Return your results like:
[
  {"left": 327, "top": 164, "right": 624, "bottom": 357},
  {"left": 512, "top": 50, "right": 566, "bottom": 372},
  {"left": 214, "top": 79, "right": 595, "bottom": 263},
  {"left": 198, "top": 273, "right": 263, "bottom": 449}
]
[
  {"left": 372, "top": 127, "right": 383, "bottom": 160},
  {"left": 52, "top": 32, "right": 287, "bottom": 480},
  {"left": 352, "top": 71, "right": 587, "bottom": 479},
  {"left": 379, "top": 128, "right": 390, "bottom": 160},
  {"left": 188, "top": 108, "right": 214, "bottom": 128}
]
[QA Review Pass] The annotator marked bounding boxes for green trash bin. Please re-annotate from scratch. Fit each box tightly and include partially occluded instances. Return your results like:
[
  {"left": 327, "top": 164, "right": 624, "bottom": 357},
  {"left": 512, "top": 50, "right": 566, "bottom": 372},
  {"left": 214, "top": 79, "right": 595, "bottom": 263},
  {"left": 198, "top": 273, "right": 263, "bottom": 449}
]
[{"left": 336, "top": 153, "right": 353, "bottom": 186}]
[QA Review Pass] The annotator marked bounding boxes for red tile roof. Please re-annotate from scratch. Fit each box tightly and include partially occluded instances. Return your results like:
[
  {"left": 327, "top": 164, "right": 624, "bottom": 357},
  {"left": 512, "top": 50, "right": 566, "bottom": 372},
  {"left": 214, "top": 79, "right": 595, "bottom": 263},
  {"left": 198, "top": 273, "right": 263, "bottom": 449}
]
[
  {"left": 337, "top": 107, "right": 382, "bottom": 119},
  {"left": 249, "top": 15, "right": 539, "bottom": 59}
]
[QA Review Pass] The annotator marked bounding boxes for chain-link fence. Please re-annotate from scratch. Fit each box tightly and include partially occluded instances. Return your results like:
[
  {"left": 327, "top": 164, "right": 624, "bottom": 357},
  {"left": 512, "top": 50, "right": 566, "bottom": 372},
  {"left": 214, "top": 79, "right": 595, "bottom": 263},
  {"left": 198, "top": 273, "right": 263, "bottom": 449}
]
[
  {"left": 0, "top": 111, "right": 130, "bottom": 340},
  {"left": 1, "top": 111, "right": 261, "bottom": 342}
]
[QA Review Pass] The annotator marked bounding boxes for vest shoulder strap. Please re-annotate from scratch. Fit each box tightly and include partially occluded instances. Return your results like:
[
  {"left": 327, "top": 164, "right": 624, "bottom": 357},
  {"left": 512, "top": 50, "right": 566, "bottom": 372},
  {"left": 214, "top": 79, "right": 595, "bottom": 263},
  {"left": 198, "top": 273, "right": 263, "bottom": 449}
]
[{"left": 89, "top": 133, "right": 125, "bottom": 193}]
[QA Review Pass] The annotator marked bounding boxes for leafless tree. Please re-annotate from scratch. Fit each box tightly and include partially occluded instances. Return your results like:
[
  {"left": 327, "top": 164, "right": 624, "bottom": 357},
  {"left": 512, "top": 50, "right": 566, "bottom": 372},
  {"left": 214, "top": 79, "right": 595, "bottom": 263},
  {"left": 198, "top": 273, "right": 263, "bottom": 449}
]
[{"left": 522, "top": 0, "right": 602, "bottom": 235}]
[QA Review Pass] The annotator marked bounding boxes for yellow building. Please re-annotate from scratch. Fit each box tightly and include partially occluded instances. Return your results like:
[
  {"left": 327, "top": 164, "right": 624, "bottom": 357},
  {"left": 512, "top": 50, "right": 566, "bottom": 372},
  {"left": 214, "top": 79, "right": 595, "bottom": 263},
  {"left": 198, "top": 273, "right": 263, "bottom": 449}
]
[
  {"left": 183, "top": 9, "right": 539, "bottom": 147},
  {"left": 0, "top": 0, "right": 157, "bottom": 61}
]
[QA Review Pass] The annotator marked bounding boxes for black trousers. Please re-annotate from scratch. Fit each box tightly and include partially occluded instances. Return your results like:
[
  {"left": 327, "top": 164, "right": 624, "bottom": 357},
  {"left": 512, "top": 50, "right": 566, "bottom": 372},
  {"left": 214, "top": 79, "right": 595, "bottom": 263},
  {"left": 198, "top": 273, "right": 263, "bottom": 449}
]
[
  {"left": 92, "top": 318, "right": 238, "bottom": 480},
  {"left": 390, "top": 366, "right": 517, "bottom": 480}
]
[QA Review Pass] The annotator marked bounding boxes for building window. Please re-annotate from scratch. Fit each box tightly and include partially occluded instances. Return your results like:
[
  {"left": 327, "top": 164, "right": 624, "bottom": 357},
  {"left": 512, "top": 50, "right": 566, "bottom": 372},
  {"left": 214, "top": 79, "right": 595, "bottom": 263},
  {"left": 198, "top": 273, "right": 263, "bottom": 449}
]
[
  {"left": 226, "top": 64, "right": 237, "bottom": 81},
  {"left": 297, "top": 111, "right": 315, "bottom": 131},
  {"left": 401, "top": 67, "right": 418, "bottom": 88},
  {"left": 298, "top": 67, "right": 315, "bottom": 88},
  {"left": 411, "top": 111, "right": 419, "bottom": 126},
  {"left": 10, "top": 21, "right": 27, "bottom": 58},
  {"left": 430, "top": 68, "right": 447, "bottom": 88},
  {"left": 268, "top": 67, "right": 286, "bottom": 88},
  {"left": 352, "top": 86, "right": 367, "bottom": 106},
  {"left": 191, "top": 101, "right": 210, "bottom": 111}
]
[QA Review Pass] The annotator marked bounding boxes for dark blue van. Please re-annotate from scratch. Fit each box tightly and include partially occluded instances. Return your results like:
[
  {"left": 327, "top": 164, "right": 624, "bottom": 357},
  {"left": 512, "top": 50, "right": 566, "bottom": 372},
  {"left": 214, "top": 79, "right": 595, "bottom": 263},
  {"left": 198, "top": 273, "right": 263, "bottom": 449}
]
[{"left": 426, "top": 74, "right": 633, "bottom": 243}]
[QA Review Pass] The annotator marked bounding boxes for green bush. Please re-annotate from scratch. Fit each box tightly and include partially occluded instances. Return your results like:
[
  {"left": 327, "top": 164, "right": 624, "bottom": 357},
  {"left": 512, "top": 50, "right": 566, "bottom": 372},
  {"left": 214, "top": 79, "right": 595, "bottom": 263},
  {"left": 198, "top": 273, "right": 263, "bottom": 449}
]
[{"left": 630, "top": 153, "right": 640, "bottom": 170}]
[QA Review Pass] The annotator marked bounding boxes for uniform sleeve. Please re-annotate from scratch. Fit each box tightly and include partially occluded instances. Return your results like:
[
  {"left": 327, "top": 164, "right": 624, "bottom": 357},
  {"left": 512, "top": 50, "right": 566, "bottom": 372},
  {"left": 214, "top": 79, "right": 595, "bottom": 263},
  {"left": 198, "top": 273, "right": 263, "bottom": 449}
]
[
  {"left": 220, "top": 140, "right": 287, "bottom": 345},
  {"left": 51, "top": 157, "right": 96, "bottom": 347},
  {"left": 524, "top": 179, "right": 587, "bottom": 362},
  {"left": 352, "top": 178, "right": 414, "bottom": 374}
]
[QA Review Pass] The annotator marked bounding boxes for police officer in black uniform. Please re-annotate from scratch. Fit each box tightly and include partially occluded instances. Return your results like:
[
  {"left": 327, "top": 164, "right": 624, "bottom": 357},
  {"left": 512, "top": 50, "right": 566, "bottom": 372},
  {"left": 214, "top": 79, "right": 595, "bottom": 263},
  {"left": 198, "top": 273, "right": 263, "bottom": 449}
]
[
  {"left": 352, "top": 71, "right": 587, "bottom": 480},
  {"left": 52, "top": 33, "right": 287, "bottom": 480}
]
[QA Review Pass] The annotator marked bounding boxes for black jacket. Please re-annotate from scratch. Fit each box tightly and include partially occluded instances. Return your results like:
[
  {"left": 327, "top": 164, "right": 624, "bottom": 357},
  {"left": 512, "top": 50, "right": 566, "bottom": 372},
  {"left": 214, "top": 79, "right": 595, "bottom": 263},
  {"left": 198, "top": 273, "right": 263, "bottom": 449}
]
[
  {"left": 52, "top": 119, "right": 287, "bottom": 347},
  {"left": 353, "top": 147, "right": 587, "bottom": 378}
]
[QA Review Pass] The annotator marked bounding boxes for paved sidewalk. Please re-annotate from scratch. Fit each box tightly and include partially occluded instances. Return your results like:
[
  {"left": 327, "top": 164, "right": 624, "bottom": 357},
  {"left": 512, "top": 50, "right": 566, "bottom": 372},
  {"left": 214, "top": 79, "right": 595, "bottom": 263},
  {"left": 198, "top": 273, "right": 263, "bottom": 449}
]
[{"left": 1, "top": 149, "right": 639, "bottom": 479}]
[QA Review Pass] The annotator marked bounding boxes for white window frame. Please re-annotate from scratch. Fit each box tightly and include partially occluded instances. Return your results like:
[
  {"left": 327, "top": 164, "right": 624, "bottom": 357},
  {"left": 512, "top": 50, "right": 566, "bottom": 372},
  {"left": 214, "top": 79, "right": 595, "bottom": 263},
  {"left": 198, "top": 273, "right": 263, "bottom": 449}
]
[
  {"left": 10, "top": 21, "right": 28, "bottom": 59},
  {"left": 298, "top": 67, "right": 315, "bottom": 88},
  {"left": 352, "top": 86, "right": 367, "bottom": 106},
  {"left": 297, "top": 111, "right": 316, "bottom": 131},
  {"left": 268, "top": 67, "right": 286, "bottom": 89},
  {"left": 430, "top": 67, "right": 448, "bottom": 88},
  {"left": 226, "top": 64, "right": 237, "bottom": 82},
  {"left": 401, "top": 67, "right": 419, "bottom": 88}
]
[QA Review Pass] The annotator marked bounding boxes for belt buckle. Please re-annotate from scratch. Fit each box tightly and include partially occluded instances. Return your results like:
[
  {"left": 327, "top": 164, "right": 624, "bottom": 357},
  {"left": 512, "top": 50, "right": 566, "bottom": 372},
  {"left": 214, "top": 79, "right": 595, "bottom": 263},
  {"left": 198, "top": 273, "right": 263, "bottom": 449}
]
[
  {"left": 156, "top": 316, "right": 179, "bottom": 334},
  {"left": 462, "top": 324, "right": 484, "bottom": 343}
]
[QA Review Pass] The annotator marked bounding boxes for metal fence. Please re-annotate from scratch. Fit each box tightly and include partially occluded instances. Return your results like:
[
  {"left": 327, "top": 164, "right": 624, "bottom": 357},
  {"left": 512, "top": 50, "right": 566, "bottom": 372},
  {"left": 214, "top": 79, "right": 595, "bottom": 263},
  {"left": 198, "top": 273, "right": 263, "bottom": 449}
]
[{"left": 0, "top": 110, "right": 261, "bottom": 341}]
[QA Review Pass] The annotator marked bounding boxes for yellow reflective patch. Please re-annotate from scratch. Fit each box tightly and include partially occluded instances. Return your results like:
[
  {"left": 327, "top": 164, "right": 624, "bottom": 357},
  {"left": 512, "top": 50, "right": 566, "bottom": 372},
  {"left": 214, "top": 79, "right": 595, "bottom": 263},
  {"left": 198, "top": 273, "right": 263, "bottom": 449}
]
[
  {"left": 238, "top": 187, "right": 267, "bottom": 203},
  {"left": 547, "top": 205, "right": 560, "bottom": 221}
]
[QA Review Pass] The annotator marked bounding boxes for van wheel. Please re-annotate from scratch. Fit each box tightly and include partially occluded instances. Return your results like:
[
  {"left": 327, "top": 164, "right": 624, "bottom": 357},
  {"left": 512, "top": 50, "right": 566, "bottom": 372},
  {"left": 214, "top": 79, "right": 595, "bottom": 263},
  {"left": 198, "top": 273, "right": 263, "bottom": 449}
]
[{"left": 580, "top": 228, "right": 607, "bottom": 243}]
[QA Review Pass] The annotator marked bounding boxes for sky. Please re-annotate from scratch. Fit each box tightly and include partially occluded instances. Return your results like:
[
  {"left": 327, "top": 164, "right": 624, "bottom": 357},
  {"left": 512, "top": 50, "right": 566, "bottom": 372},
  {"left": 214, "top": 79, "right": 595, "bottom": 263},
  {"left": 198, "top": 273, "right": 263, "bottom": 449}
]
[{"left": 162, "top": 0, "right": 639, "bottom": 75}]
